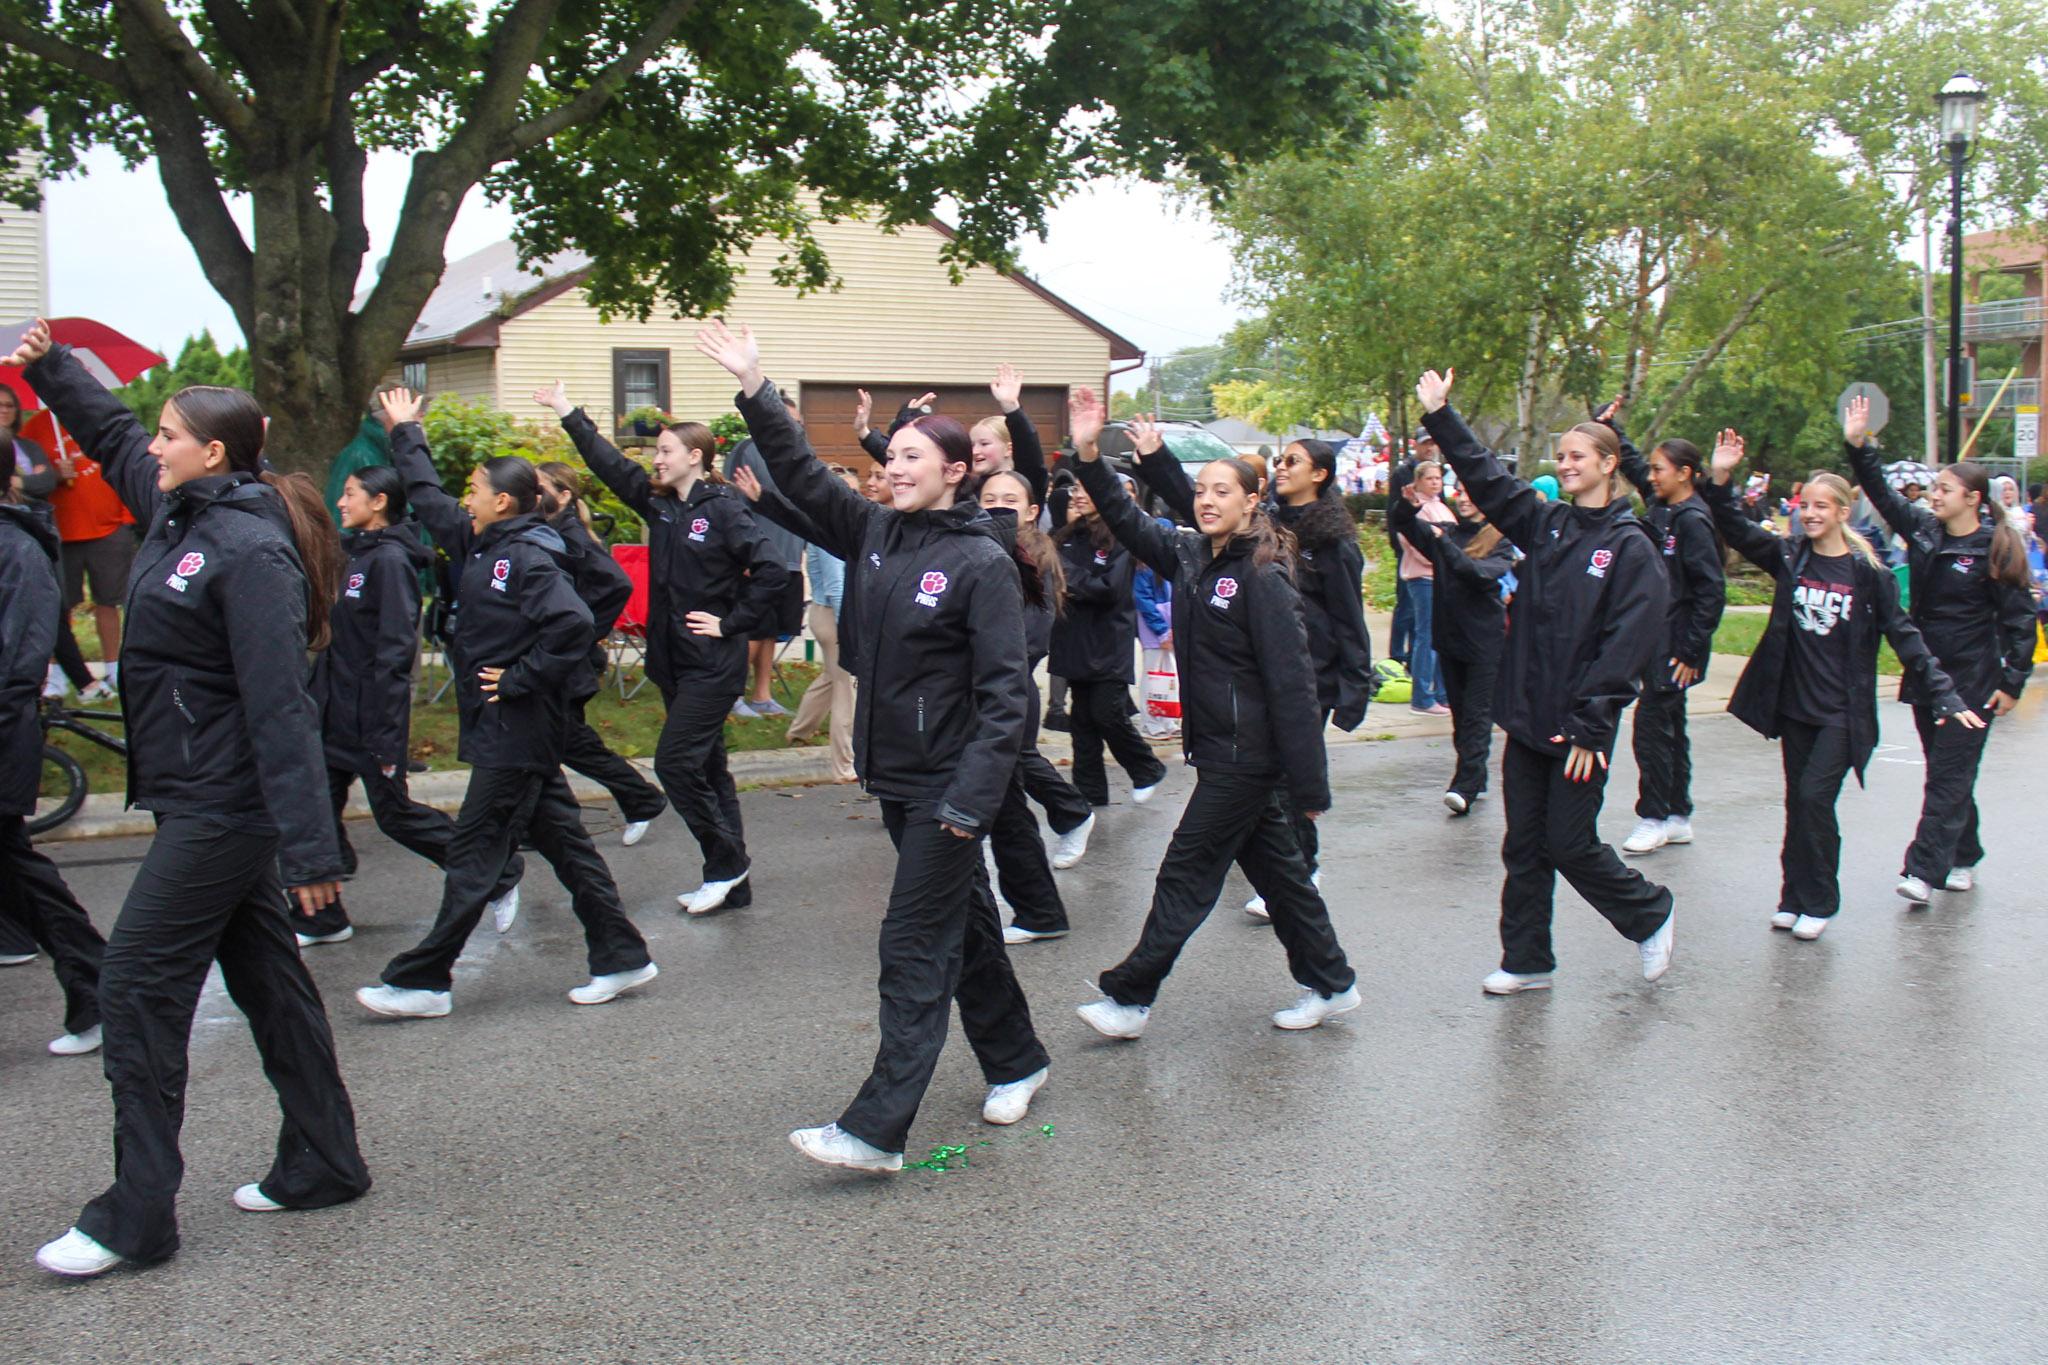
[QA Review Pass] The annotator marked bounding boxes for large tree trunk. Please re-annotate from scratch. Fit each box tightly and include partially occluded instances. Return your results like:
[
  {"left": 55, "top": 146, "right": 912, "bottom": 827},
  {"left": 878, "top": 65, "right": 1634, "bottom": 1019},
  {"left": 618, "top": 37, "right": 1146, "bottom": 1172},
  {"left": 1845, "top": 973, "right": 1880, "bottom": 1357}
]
[{"left": 247, "top": 159, "right": 366, "bottom": 477}]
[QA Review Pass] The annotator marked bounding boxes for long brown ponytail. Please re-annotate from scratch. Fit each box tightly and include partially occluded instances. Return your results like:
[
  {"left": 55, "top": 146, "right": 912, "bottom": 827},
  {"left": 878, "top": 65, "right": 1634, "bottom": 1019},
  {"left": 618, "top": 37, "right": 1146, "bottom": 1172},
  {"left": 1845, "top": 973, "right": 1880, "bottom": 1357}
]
[
  {"left": 1950, "top": 462, "right": 2032, "bottom": 588},
  {"left": 982, "top": 468, "right": 1065, "bottom": 614}
]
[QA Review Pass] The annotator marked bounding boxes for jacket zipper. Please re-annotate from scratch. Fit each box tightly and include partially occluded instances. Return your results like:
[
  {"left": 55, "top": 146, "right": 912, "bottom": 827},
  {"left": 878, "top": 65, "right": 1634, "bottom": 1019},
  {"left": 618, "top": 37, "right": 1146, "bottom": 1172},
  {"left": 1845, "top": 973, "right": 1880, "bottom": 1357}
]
[
  {"left": 917, "top": 695, "right": 926, "bottom": 733},
  {"left": 1229, "top": 683, "right": 1239, "bottom": 761},
  {"left": 174, "top": 684, "right": 197, "bottom": 767}
]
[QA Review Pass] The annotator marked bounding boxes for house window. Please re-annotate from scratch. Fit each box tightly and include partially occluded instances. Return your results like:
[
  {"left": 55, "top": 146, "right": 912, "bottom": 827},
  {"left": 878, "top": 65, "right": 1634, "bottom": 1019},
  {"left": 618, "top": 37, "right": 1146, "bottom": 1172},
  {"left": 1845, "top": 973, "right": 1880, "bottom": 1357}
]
[
  {"left": 402, "top": 361, "right": 428, "bottom": 392},
  {"left": 612, "top": 349, "right": 670, "bottom": 423}
]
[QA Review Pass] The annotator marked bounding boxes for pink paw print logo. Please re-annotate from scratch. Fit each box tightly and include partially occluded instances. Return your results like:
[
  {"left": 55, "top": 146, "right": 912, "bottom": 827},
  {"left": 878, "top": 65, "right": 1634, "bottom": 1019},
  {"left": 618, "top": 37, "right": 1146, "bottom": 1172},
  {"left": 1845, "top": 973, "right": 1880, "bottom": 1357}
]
[
  {"left": 920, "top": 571, "right": 949, "bottom": 595},
  {"left": 1214, "top": 576, "right": 1238, "bottom": 598},
  {"left": 691, "top": 517, "right": 709, "bottom": 535},
  {"left": 175, "top": 552, "right": 205, "bottom": 576}
]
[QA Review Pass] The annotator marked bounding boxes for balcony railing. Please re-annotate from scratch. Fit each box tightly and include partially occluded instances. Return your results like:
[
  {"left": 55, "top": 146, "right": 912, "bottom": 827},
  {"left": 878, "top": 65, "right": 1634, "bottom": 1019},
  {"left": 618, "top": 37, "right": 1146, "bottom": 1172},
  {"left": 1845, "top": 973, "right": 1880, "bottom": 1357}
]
[
  {"left": 1962, "top": 377, "right": 2040, "bottom": 414},
  {"left": 1961, "top": 298, "right": 2045, "bottom": 341}
]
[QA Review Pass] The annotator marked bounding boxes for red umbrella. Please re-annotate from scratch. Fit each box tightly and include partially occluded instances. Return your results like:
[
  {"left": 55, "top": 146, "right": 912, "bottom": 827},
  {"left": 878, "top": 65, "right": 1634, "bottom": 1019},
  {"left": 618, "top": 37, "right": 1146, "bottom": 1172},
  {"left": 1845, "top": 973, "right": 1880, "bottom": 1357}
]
[{"left": 0, "top": 316, "right": 168, "bottom": 410}]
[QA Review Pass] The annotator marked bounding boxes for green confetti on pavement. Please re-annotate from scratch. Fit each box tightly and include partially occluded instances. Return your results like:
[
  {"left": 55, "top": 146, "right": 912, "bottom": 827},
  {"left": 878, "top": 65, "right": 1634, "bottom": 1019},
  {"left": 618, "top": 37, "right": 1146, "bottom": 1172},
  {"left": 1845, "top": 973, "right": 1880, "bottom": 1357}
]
[{"left": 904, "top": 1123, "right": 1055, "bottom": 1173}]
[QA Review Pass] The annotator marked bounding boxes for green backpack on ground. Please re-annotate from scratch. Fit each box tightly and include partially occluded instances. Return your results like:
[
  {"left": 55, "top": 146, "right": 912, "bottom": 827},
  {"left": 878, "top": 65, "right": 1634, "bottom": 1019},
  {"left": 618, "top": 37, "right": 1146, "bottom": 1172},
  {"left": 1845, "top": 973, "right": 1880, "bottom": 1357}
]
[{"left": 1373, "top": 658, "right": 1412, "bottom": 705}]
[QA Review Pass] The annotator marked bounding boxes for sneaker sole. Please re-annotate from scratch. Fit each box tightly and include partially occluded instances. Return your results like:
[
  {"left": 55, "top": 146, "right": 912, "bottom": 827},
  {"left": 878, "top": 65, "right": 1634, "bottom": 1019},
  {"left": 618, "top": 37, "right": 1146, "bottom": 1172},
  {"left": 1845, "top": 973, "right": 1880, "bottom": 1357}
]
[
  {"left": 570, "top": 966, "right": 659, "bottom": 1005},
  {"left": 356, "top": 993, "right": 449, "bottom": 1019},
  {"left": 788, "top": 1132, "right": 902, "bottom": 1171},
  {"left": 1075, "top": 1005, "right": 1146, "bottom": 1039},
  {"left": 1482, "top": 979, "right": 1553, "bottom": 995},
  {"left": 1003, "top": 929, "right": 1068, "bottom": 944}
]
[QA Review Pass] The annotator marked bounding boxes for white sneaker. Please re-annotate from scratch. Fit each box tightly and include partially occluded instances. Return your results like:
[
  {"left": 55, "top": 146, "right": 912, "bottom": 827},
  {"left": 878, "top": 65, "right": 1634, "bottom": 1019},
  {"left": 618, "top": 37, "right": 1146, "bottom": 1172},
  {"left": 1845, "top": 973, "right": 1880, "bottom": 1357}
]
[
  {"left": 0, "top": 952, "right": 37, "bottom": 966},
  {"left": 982, "top": 1067, "right": 1049, "bottom": 1125},
  {"left": 1896, "top": 875, "right": 1931, "bottom": 905},
  {"left": 1272, "top": 984, "right": 1361, "bottom": 1030},
  {"left": 489, "top": 884, "right": 521, "bottom": 934},
  {"left": 79, "top": 680, "right": 117, "bottom": 702},
  {"left": 233, "top": 1183, "right": 286, "bottom": 1212},
  {"left": 1003, "top": 924, "right": 1067, "bottom": 945},
  {"left": 1944, "top": 866, "right": 1975, "bottom": 893},
  {"left": 1051, "top": 813, "right": 1095, "bottom": 869},
  {"left": 1444, "top": 791, "right": 1469, "bottom": 815},
  {"left": 1482, "top": 969, "right": 1552, "bottom": 995},
  {"left": 1640, "top": 911, "right": 1676, "bottom": 982},
  {"left": 296, "top": 926, "right": 353, "bottom": 947},
  {"left": 1663, "top": 815, "right": 1694, "bottom": 844},
  {"left": 1131, "top": 783, "right": 1159, "bottom": 805},
  {"left": 42, "top": 663, "right": 68, "bottom": 698},
  {"left": 36, "top": 1228, "right": 122, "bottom": 1278},
  {"left": 568, "top": 962, "right": 658, "bottom": 1005},
  {"left": 622, "top": 820, "right": 652, "bottom": 847},
  {"left": 355, "top": 984, "right": 451, "bottom": 1018},
  {"left": 1792, "top": 914, "right": 1830, "bottom": 941},
  {"left": 789, "top": 1123, "right": 902, "bottom": 1171},
  {"left": 48, "top": 1024, "right": 102, "bottom": 1056},
  {"left": 1622, "top": 818, "right": 1669, "bottom": 854},
  {"left": 681, "top": 870, "right": 749, "bottom": 915},
  {"left": 1244, "top": 893, "right": 1270, "bottom": 920},
  {"left": 1076, "top": 996, "right": 1149, "bottom": 1039},
  {"left": 1770, "top": 910, "right": 1799, "bottom": 930}
]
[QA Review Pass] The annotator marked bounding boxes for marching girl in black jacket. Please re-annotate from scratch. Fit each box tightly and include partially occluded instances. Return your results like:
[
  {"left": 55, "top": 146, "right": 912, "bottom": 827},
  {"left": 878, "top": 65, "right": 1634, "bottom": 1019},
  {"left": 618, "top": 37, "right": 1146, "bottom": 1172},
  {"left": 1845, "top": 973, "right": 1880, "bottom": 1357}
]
[
  {"left": 1052, "top": 474, "right": 1168, "bottom": 806},
  {"left": 699, "top": 320, "right": 1048, "bottom": 1172},
  {"left": 12, "top": 321, "right": 370, "bottom": 1279},
  {"left": 1599, "top": 412, "right": 1727, "bottom": 855},
  {"left": 1394, "top": 480, "right": 1519, "bottom": 812},
  {"left": 537, "top": 384, "right": 787, "bottom": 914},
  {"left": 1064, "top": 389, "right": 1361, "bottom": 1037},
  {"left": 1704, "top": 437, "right": 1980, "bottom": 940},
  {"left": 978, "top": 469, "right": 1093, "bottom": 942},
  {"left": 358, "top": 390, "right": 653, "bottom": 1018},
  {"left": 534, "top": 461, "right": 669, "bottom": 846},
  {"left": 1416, "top": 368, "right": 1677, "bottom": 995},
  {"left": 300, "top": 465, "right": 523, "bottom": 947},
  {"left": 969, "top": 364, "right": 1054, "bottom": 507},
  {"left": 0, "top": 493, "right": 106, "bottom": 1057},
  {"left": 1839, "top": 396, "right": 2029, "bottom": 903},
  {"left": 1135, "top": 427, "right": 1374, "bottom": 912}
]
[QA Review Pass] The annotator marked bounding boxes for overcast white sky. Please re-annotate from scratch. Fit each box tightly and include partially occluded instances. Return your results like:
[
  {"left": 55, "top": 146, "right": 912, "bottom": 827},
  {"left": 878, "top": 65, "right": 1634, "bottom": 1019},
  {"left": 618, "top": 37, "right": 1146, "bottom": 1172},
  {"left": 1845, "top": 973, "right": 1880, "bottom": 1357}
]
[{"left": 42, "top": 148, "right": 1247, "bottom": 390}]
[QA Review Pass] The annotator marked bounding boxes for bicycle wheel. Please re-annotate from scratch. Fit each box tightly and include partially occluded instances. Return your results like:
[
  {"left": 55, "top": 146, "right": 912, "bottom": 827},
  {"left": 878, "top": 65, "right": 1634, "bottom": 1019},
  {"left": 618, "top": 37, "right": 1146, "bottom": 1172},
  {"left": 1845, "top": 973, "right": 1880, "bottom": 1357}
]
[{"left": 29, "top": 743, "right": 87, "bottom": 835}]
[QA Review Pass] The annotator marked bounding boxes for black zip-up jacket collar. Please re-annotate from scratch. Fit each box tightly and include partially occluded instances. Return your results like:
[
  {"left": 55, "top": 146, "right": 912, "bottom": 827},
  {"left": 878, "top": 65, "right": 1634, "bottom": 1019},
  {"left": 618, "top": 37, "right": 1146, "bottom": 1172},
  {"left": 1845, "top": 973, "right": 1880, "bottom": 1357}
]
[
  {"left": 1050, "top": 529, "right": 1139, "bottom": 683},
  {"left": 22, "top": 343, "right": 341, "bottom": 883},
  {"left": 0, "top": 503, "right": 61, "bottom": 816},
  {"left": 1075, "top": 455, "right": 1330, "bottom": 812},
  {"left": 1423, "top": 405, "right": 1668, "bottom": 755},
  {"left": 1139, "top": 446, "right": 1374, "bottom": 730},
  {"left": 1703, "top": 476, "right": 1968, "bottom": 782},
  {"left": 1844, "top": 439, "right": 2034, "bottom": 707},
  {"left": 738, "top": 381, "right": 1027, "bottom": 834},
  {"left": 557, "top": 409, "right": 787, "bottom": 694},
  {"left": 311, "top": 520, "right": 432, "bottom": 774},
  {"left": 387, "top": 422, "right": 597, "bottom": 771}
]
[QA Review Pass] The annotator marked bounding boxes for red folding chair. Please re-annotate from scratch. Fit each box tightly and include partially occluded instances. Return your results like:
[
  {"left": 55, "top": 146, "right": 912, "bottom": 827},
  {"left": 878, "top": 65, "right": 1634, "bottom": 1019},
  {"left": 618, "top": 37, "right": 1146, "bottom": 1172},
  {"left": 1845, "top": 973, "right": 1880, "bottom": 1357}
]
[{"left": 609, "top": 544, "right": 652, "bottom": 700}]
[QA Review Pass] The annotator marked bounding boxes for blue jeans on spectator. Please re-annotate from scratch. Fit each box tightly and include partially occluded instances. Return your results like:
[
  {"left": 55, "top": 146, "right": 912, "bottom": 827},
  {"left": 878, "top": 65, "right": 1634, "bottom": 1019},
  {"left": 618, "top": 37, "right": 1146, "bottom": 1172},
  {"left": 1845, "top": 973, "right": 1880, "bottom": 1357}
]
[
  {"left": 1407, "top": 581, "right": 1446, "bottom": 709},
  {"left": 1389, "top": 575, "right": 1415, "bottom": 666}
]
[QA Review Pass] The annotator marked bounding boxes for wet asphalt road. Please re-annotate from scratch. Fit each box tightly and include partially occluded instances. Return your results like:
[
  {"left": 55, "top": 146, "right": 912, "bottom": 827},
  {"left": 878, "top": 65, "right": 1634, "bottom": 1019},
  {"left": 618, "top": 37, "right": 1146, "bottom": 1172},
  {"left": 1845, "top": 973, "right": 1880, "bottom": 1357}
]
[{"left": 4, "top": 694, "right": 2047, "bottom": 1364}]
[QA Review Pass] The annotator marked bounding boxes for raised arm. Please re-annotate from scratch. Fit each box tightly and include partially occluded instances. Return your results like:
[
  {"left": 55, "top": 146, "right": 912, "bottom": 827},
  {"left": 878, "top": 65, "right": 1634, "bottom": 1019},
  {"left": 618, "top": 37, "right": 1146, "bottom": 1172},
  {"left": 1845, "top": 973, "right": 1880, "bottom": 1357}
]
[
  {"left": 1597, "top": 402, "right": 1654, "bottom": 502},
  {"left": 1702, "top": 430, "right": 1788, "bottom": 577},
  {"left": 1841, "top": 397, "right": 1935, "bottom": 543},
  {"left": 1131, "top": 416, "right": 1196, "bottom": 521},
  {"left": 992, "top": 364, "right": 1051, "bottom": 507},
  {"left": 730, "top": 443, "right": 830, "bottom": 546},
  {"left": 1414, "top": 371, "right": 1545, "bottom": 550},
  {"left": 695, "top": 321, "right": 878, "bottom": 564},
  {"left": 381, "top": 393, "right": 473, "bottom": 559},
  {"left": 1070, "top": 388, "right": 1182, "bottom": 581},
  {"left": 12, "top": 325, "right": 160, "bottom": 522},
  {"left": 533, "top": 380, "right": 659, "bottom": 515}
]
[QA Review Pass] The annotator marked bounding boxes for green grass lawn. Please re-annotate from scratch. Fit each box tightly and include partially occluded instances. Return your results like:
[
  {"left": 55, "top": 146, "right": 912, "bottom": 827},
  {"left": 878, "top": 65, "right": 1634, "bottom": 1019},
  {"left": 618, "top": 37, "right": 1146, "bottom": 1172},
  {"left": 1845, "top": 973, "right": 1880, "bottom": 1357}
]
[{"left": 45, "top": 659, "right": 823, "bottom": 801}]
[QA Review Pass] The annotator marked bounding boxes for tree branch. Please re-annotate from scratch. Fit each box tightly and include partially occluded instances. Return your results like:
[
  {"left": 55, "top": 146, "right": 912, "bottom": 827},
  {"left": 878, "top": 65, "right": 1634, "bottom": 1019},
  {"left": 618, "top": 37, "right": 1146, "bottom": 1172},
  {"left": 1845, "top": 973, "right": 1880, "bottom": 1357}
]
[
  {"left": 1643, "top": 284, "right": 1776, "bottom": 445},
  {"left": 504, "top": 0, "right": 702, "bottom": 154},
  {"left": 109, "top": 0, "right": 261, "bottom": 144},
  {"left": 0, "top": 13, "right": 125, "bottom": 86}
]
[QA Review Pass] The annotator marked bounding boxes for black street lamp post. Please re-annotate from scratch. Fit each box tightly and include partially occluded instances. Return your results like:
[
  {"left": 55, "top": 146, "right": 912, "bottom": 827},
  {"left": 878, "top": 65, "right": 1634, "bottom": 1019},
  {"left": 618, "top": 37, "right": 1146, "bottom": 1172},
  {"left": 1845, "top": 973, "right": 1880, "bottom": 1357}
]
[{"left": 1937, "top": 70, "right": 1986, "bottom": 464}]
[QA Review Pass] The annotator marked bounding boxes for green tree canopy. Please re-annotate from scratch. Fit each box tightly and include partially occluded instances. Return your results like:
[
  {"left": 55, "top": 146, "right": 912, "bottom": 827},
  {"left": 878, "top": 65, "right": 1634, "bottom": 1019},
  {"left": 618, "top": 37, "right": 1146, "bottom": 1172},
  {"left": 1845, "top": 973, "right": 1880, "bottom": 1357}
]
[{"left": 114, "top": 330, "right": 252, "bottom": 426}]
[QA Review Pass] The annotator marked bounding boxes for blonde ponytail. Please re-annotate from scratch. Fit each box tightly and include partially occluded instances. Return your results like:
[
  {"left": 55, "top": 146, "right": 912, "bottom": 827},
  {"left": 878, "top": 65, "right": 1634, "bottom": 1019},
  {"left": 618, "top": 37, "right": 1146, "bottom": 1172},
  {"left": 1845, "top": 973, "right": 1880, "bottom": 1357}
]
[{"left": 1806, "top": 471, "right": 1883, "bottom": 570}]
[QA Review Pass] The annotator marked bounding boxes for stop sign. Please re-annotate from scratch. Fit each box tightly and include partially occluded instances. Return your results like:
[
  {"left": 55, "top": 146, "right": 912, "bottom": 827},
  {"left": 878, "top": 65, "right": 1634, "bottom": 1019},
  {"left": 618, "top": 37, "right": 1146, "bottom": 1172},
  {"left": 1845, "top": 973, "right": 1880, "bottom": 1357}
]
[{"left": 1837, "top": 382, "right": 1890, "bottom": 433}]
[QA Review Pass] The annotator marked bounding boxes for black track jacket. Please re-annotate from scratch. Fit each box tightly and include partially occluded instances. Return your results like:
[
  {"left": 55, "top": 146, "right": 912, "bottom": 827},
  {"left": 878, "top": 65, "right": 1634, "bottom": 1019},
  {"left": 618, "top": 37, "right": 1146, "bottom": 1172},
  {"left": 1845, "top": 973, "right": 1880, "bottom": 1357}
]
[
  {"left": 0, "top": 502, "right": 60, "bottom": 816},
  {"left": 1074, "top": 455, "right": 1330, "bottom": 813},
  {"left": 24, "top": 344, "right": 341, "bottom": 884},
  {"left": 1050, "top": 529, "right": 1139, "bottom": 684},
  {"left": 548, "top": 506, "right": 633, "bottom": 679},
  {"left": 312, "top": 520, "right": 433, "bottom": 774},
  {"left": 1704, "top": 477, "right": 1968, "bottom": 781},
  {"left": 740, "top": 381, "right": 1027, "bottom": 835},
  {"left": 558, "top": 409, "right": 786, "bottom": 696},
  {"left": 1395, "top": 511, "right": 1517, "bottom": 664},
  {"left": 389, "top": 424, "right": 595, "bottom": 772},
  {"left": 1844, "top": 440, "right": 2034, "bottom": 709},
  {"left": 1423, "top": 404, "right": 1667, "bottom": 756},
  {"left": 1611, "top": 424, "right": 1727, "bottom": 692}
]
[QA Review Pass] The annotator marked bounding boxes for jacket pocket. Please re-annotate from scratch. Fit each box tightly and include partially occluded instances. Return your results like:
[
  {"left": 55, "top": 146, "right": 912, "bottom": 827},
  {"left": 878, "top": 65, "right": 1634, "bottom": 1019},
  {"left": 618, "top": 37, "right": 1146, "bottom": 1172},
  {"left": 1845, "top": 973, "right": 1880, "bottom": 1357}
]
[{"left": 171, "top": 674, "right": 199, "bottom": 770}]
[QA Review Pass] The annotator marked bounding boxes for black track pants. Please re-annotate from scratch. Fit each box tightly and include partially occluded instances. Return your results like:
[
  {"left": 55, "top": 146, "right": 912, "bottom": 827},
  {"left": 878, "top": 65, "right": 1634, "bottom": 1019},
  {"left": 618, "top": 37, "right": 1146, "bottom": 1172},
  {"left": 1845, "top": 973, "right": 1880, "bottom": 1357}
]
[
  {"left": 0, "top": 814, "right": 104, "bottom": 1034},
  {"left": 1632, "top": 688, "right": 1693, "bottom": 820},
  {"left": 1442, "top": 652, "right": 1501, "bottom": 800},
  {"left": 1068, "top": 679, "right": 1166, "bottom": 806},
  {"left": 52, "top": 616, "right": 94, "bottom": 691},
  {"left": 563, "top": 697, "right": 668, "bottom": 823},
  {"left": 992, "top": 771, "right": 1067, "bottom": 934},
  {"left": 1099, "top": 769, "right": 1356, "bottom": 1009},
  {"left": 76, "top": 814, "right": 370, "bottom": 1263},
  {"left": 1778, "top": 718, "right": 1852, "bottom": 918},
  {"left": 654, "top": 687, "right": 750, "bottom": 903},
  {"left": 1903, "top": 703, "right": 1990, "bottom": 882},
  {"left": 308, "top": 766, "right": 525, "bottom": 938},
  {"left": 380, "top": 767, "right": 649, "bottom": 993},
  {"left": 1498, "top": 737, "right": 1673, "bottom": 974},
  {"left": 835, "top": 799, "right": 1048, "bottom": 1154},
  {"left": 1235, "top": 710, "right": 1329, "bottom": 881},
  {"left": 1018, "top": 672, "right": 1091, "bottom": 835}
]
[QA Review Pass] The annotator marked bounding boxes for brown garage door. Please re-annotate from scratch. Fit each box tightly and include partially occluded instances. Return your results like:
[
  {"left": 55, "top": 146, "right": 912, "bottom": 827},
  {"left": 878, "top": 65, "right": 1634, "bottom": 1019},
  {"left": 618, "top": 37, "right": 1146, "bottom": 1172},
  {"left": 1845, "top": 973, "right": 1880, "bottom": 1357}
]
[{"left": 798, "top": 383, "right": 1071, "bottom": 472}]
